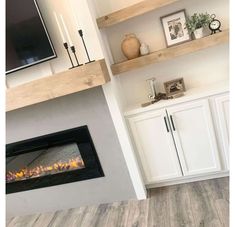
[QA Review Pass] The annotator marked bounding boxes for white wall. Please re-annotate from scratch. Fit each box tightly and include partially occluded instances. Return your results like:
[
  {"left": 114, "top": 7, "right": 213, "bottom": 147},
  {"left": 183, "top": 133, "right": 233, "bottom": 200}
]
[{"left": 94, "top": 0, "right": 229, "bottom": 109}]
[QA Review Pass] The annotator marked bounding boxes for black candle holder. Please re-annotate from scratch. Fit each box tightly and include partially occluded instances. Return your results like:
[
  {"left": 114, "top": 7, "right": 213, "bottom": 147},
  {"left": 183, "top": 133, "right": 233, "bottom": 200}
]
[
  {"left": 78, "top": 29, "right": 95, "bottom": 64},
  {"left": 70, "top": 46, "right": 83, "bottom": 67},
  {"left": 63, "top": 42, "right": 74, "bottom": 69}
]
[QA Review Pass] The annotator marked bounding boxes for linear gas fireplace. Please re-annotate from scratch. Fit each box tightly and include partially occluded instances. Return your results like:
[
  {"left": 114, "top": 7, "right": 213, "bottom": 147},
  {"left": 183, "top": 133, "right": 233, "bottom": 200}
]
[{"left": 6, "top": 126, "right": 104, "bottom": 194}]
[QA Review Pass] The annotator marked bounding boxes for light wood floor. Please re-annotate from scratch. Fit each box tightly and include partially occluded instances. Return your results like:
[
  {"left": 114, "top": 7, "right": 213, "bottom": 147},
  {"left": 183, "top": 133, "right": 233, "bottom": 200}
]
[{"left": 7, "top": 177, "right": 229, "bottom": 227}]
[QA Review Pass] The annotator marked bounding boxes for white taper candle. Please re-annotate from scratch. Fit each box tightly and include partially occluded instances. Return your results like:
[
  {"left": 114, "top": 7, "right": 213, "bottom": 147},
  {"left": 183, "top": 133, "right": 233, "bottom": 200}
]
[
  {"left": 53, "top": 12, "right": 66, "bottom": 43},
  {"left": 69, "top": 2, "right": 81, "bottom": 30},
  {"left": 60, "top": 14, "right": 73, "bottom": 47}
]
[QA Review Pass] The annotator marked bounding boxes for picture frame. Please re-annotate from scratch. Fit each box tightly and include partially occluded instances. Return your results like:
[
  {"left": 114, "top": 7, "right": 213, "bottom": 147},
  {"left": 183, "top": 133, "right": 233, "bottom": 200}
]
[
  {"left": 161, "top": 9, "right": 191, "bottom": 47},
  {"left": 164, "top": 78, "right": 186, "bottom": 96}
]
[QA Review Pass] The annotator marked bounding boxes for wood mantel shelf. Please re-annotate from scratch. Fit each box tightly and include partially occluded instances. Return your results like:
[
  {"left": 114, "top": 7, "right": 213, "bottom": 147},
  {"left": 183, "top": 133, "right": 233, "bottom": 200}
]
[
  {"left": 6, "top": 59, "right": 110, "bottom": 112},
  {"left": 96, "top": 0, "right": 180, "bottom": 29},
  {"left": 111, "top": 30, "right": 229, "bottom": 75}
]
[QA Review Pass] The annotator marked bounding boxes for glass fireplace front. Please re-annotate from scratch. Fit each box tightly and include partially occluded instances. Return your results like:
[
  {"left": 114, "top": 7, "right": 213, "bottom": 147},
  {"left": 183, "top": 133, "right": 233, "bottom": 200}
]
[{"left": 6, "top": 126, "right": 104, "bottom": 194}]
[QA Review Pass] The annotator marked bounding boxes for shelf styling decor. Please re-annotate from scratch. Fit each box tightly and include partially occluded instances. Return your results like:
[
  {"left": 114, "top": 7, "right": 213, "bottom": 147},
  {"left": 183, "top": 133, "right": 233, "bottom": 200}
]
[
  {"left": 209, "top": 14, "right": 222, "bottom": 35},
  {"left": 78, "top": 29, "right": 95, "bottom": 64},
  {"left": 146, "top": 78, "right": 158, "bottom": 101},
  {"left": 54, "top": 12, "right": 82, "bottom": 69},
  {"left": 185, "top": 13, "right": 212, "bottom": 39},
  {"left": 111, "top": 30, "right": 229, "bottom": 75},
  {"left": 161, "top": 9, "right": 191, "bottom": 47},
  {"left": 140, "top": 42, "right": 150, "bottom": 56},
  {"left": 164, "top": 77, "right": 186, "bottom": 97},
  {"left": 121, "top": 33, "right": 141, "bottom": 60}
]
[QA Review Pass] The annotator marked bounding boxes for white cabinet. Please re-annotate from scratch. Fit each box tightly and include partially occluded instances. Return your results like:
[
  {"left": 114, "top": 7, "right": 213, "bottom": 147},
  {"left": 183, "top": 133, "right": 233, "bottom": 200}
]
[
  {"left": 128, "top": 98, "right": 222, "bottom": 185},
  {"left": 214, "top": 94, "right": 229, "bottom": 168},
  {"left": 167, "top": 100, "right": 221, "bottom": 176},
  {"left": 128, "top": 109, "right": 182, "bottom": 184}
]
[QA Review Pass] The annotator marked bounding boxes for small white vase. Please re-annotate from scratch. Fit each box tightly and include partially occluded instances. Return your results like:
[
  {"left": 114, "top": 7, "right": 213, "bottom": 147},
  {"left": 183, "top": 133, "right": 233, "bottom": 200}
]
[
  {"left": 193, "top": 27, "right": 204, "bottom": 39},
  {"left": 140, "top": 43, "right": 150, "bottom": 56}
]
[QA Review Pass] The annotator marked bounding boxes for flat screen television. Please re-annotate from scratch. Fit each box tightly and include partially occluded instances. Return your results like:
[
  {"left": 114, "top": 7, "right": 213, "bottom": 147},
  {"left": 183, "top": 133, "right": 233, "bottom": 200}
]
[{"left": 6, "top": 0, "right": 56, "bottom": 74}]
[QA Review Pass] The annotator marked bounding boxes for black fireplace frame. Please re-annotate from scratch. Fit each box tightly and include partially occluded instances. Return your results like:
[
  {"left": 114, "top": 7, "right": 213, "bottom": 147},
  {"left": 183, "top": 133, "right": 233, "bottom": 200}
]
[{"left": 6, "top": 126, "right": 104, "bottom": 194}]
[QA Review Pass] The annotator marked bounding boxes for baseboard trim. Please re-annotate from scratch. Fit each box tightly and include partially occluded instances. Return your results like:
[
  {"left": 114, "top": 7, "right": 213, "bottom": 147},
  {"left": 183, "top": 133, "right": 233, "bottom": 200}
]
[{"left": 146, "top": 171, "right": 229, "bottom": 189}]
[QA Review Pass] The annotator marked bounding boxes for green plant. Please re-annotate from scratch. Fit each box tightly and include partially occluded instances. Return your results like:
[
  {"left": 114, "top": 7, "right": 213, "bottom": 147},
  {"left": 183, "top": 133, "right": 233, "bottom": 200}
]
[{"left": 186, "top": 13, "right": 212, "bottom": 34}]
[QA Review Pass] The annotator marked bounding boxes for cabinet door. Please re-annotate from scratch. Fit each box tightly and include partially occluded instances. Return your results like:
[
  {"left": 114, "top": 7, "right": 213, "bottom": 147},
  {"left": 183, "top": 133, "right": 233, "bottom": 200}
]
[
  {"left": 215, "top": 94, "right": 229, "bottom": 168},
  {"left": 128, "top": 110, "right": 182, "bottom": 184},
  {"left": 167, "top": 99, "right": 221, "bottom": 176}
]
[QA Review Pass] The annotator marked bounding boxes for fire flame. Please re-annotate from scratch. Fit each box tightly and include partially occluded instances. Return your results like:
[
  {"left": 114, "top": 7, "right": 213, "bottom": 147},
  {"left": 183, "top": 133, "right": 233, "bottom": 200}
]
[{"left": 6, "top": 157, "right": 85, "bottom": 183}]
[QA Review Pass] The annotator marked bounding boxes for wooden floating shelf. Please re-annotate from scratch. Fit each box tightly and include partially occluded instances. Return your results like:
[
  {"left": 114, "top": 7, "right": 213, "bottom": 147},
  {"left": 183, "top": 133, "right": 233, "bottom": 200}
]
[
  {"left": 6, "top": 59, "right": 110, "bottom": 112},
  {"left": 111, "top": 30, "right": 229, "bottom": 75},
  {"left": 97, "top": 0, "right": 180, "bottom": 29}
]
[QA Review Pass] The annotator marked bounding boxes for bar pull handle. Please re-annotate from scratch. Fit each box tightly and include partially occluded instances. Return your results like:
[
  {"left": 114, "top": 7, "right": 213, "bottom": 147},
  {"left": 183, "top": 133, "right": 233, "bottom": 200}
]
[
  {"left": 164, "top": 116, "right": 169, "bottom": 132},
  {"left": 170, "top": 115, "right": 176, "bottom": 131}
]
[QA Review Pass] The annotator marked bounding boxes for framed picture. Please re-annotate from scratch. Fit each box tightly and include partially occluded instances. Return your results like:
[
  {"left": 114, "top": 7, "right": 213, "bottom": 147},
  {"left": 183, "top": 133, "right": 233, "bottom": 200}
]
[
  {"left": 164, "top": 78, "right": 186, "bottom": 96},
  {"left": 161, "top": 9, "right": 191, "bottom": 47}
]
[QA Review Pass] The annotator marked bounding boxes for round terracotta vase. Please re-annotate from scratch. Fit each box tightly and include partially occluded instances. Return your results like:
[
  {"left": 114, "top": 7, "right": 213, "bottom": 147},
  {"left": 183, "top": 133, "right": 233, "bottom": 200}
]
[{"left": 121, "top": 34, "right": 141, "bottom": 60}]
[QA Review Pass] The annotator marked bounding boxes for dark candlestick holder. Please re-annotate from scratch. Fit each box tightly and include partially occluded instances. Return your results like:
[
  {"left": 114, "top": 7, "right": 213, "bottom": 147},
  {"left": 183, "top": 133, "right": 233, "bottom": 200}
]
[
  {"left": 70, "top": 46, "right": 83, "bottom": 67},
  {"left": 63, "top": 42, "right": 74, "bottom": 69},
  {"left": 78, "top": 29, "right": 95, "bottom": 64}
]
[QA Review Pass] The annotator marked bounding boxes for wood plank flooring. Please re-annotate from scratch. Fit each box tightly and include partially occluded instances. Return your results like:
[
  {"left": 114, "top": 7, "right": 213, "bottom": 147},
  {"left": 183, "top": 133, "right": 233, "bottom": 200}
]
[{"left": 7, "top": 177, "right": 229, "bottom": 227}]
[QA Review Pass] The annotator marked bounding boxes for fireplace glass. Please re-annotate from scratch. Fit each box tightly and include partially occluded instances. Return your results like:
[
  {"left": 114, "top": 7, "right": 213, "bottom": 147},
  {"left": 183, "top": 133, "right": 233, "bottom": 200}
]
[
  {"left": 6, "top": 126, "right": 104, "bottom": 194},
  {"left": 6, "top": 143, "right": 85, "bottom": 183}
]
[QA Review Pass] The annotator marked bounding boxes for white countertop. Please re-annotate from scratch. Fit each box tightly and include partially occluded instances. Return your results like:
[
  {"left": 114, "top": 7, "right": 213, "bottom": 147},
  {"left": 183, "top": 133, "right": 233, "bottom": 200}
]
[{"left": 124, "top": 80, "right": 229, "bottom": 116}]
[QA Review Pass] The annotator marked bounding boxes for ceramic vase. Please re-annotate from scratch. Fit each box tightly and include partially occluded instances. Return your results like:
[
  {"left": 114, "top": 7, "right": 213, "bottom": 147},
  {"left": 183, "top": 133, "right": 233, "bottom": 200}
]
[
  {"left": 193, "top": 27, "right": 204, "bottom": 39},
  {"left": 121, "top": 34, "right": 141, "bottom": 60}
]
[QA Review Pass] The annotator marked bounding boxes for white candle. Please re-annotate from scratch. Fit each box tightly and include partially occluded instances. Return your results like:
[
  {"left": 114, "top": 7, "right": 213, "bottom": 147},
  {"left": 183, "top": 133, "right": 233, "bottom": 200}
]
[
  {"left": 53, "top": 12, "right": 66, "bottom": 43},
  {"left": 60, "top": 14, "right": 73, "bottom": 47},
  {"left": 69, "top": 2, "right": 81, "bottom": 30}
]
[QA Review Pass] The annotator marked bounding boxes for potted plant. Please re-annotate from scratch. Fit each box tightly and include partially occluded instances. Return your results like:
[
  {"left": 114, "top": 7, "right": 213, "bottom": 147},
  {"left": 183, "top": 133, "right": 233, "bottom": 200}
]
[{"left": 186, "top": 13, "right": 212, "bottom": 39}]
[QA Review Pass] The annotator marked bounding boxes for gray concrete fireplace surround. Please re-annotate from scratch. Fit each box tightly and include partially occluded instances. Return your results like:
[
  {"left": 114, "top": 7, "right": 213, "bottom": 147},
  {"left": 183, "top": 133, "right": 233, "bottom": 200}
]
[{"left": 6, "top": 87, "right": 136, "bottom": 218}]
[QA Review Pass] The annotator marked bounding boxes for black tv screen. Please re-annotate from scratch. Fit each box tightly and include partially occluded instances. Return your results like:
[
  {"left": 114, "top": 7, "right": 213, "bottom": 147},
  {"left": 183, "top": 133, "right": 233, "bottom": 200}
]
[{"left": 6, "top": 0, "right": 56, "bottom": 74}]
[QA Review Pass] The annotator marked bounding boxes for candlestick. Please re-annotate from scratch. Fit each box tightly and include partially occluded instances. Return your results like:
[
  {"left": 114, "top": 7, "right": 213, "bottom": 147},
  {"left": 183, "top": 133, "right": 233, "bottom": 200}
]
[
  {"left": 54, "top": 12, "right": 66, "bottom": 43},
  {"left": 70, "top": 46, "right": 83, "bottom": 67},
  {"left": 78, "top": 29, "right": 95, "bottom": 64},
  {"left": 60, "top": 14, "right": 73, "bottom": 47},
  {"left": 63, "top": 42, "right": 75, "bottom": 69}
]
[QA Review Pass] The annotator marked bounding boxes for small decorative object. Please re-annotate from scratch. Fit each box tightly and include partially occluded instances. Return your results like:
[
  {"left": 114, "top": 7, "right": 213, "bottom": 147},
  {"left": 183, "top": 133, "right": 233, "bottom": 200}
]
[
  {"left": 69, "top": 3, "right": 95, "bottom": 65},
  {"left": 142, "top": 77, "right": 174, "bottom": 107},
  {"left": 146, "top": 78, "right": 157, "bottom": 100},
  {"left": 193, "top": 27, "right": 204, "bottom": 39},
  {"left": 60, "top": 15, "right": 83, "bottom": 68},
  {"left": 78, "top": 29, "right": 95, "bottom": 64},
  {"left": 161, "top": 9, "right": 191, "bottom": 47},
  {"left": 63, "top": 42, "right": 75, "bottom": 69},
  {"left": 140, "top": 43, "right": 150, "bottom": 56},
  {"left": 209, "top": 14, "right": 222, "bottom": 35},
  {"left": 185, "top": 12, "right": 212, "bottom": 39},
  {"left": 164, "top": 78, "right": 186, "bottom": 97},
  {"left": 70, "top": 46, "right": 83, "bottom": 67},
  {"left": 121, "top": 34, "right": 141, "bottom": 60},
  {"left": 54, "top": 12, "right": 83, "bottom": 69},
  {"left": 141, "top": 93, "right": 173, "bottom": 107}
]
